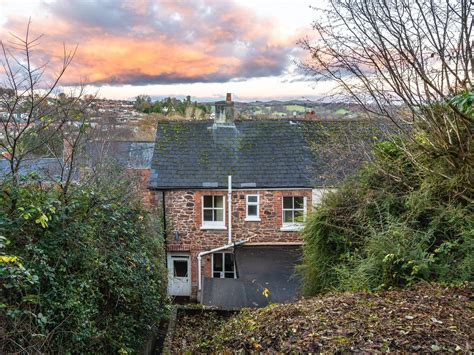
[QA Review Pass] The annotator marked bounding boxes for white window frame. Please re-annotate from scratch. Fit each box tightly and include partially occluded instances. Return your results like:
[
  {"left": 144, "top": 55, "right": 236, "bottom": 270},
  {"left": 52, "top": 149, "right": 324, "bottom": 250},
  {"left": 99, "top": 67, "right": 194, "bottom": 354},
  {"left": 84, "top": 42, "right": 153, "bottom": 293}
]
[
  {"left": 281, "top": 196, "right": 307, "bottom": 231},
  {"left": 245, "top": 194, "right": 260, "bottom": 221},
  {"left": 201, "top": 195, "right": 226, "bottom": 230},
  {"left": 211, "top": 252, "right": 237, "bottom": 279}
]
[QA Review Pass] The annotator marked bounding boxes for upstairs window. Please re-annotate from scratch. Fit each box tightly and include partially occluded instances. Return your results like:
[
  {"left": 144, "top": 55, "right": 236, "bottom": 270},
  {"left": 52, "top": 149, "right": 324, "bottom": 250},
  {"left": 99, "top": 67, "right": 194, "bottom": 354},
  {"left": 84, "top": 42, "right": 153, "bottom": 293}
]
[
  {"left": 245, "top": 194, "right": 260, "bottom": 221},
  {"left": 202, "top": 195, "right": 225, "bottom": 228},
  {"left": 282, "top": 196, "right": 306, "bottom": 229},
  {"left": 212, "top": 252, "right": 236, "bottom": 278}
]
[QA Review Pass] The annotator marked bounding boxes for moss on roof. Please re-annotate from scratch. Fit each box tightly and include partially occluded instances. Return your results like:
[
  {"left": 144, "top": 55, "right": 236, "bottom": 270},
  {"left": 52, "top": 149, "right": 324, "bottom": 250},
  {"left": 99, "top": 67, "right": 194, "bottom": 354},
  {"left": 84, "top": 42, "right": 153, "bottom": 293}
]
[{"left": 150, "top": 119, "right": 404, "bottom": 189}]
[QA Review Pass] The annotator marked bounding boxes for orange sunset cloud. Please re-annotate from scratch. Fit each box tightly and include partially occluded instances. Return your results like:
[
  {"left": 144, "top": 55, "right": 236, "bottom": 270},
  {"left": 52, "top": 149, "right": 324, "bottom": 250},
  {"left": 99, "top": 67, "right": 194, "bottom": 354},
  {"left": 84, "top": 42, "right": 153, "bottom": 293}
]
[{"left": 0, "top": 0, "right": 301, "bottom": 87}]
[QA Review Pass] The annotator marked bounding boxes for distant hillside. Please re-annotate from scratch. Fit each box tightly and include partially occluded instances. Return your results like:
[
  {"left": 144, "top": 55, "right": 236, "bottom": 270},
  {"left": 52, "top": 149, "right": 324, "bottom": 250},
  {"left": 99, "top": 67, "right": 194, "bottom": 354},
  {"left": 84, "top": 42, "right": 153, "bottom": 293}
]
[
  {"left": 87, "top": 97, "right": 377, "bottom": 142},
  {"left": 127, "top": 96, "right": 370, "bottom": 121},
  {"left": 231, "top": 100, "right": 367, "bottom": 120}
]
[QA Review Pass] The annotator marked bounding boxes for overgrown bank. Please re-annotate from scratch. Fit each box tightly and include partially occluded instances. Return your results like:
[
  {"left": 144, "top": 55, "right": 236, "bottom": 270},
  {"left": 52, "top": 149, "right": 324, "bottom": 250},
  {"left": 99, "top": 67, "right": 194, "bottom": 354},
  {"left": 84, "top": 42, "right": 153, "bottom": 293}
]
[
  {"left": 0, "top": 173, "right": 168, "bottom": 353},
  {"left": 171, "top": 283, "right": 473, "bottom": 353},
  {"left": 301, "top": 92, "right": 473, "bottom": 294}
]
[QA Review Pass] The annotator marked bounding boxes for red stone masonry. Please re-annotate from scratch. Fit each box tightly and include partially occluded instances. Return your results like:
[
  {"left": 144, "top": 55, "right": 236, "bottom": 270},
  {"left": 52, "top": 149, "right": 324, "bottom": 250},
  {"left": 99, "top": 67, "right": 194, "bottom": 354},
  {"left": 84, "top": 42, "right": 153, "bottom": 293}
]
[{"left": 150, "top": 188, "right": 312, "bottom": 298}]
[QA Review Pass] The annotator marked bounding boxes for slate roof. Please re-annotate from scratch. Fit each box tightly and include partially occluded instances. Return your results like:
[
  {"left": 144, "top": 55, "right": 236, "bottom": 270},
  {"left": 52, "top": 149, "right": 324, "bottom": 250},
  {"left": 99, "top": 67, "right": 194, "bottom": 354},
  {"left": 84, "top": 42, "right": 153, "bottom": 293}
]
[
  {"left": 0, "top": 158, "right": 64, "bottom": 180},
  {"left": 300, "top": 119, "right": 404, "bottom": 186},
  {"left": 149, "top": 119, "right": 404, "bottom": 189},
  {"left": 0, "top": 141, "right": 155, "bottom": 182},
  {"left": 84, "top": 141, "right": 154, "bottom": 169}
]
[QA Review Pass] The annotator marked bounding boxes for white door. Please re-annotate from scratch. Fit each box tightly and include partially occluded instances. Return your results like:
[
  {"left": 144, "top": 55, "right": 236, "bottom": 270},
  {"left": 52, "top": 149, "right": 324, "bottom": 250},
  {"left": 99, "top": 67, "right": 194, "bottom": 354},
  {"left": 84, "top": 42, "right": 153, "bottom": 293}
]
[{"left": 167, "top": 253, "right": 191, "bottom": 296}]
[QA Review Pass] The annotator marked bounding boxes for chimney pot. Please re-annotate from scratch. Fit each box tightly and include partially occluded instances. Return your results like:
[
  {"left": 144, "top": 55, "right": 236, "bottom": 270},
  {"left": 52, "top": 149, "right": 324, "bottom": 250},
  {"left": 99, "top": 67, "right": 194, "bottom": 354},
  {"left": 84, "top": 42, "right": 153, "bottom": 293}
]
[{"left": 214, "top": 93, "right": 235, "bottom": 126}]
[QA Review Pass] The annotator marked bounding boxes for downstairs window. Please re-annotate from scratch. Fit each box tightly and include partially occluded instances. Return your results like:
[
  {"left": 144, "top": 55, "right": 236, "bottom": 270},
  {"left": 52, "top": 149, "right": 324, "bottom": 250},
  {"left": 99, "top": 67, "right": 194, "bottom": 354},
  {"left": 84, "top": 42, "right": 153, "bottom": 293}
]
[{"left": 212, "top": 252, "right": 236, "bottom": 278}]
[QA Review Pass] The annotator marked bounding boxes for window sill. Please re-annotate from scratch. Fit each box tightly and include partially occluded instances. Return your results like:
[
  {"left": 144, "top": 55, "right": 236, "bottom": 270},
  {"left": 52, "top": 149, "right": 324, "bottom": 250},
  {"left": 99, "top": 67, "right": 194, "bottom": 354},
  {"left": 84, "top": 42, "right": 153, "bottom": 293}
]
[
  {"left": 245, "top": 217, "right": 261, "bottom": 222},
  {"left": 201, "top": 225, "right": 227, "bottom": 230},
  {"left": 280, "top": 225, "right": 304, "bottom": 232}
]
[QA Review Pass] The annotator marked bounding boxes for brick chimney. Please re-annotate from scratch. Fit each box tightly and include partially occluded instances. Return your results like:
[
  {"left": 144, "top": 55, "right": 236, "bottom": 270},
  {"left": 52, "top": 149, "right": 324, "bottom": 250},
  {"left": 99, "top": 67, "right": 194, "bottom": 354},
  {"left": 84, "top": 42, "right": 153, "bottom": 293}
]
[{"left": 214, "top": 93, "right": 234, "bottom": 125}]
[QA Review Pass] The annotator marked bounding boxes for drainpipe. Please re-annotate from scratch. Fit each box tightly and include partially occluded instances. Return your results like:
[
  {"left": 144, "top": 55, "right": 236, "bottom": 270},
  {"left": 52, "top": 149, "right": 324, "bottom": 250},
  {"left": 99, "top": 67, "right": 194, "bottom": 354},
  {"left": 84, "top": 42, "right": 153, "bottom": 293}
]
[
  {"left": 227, "top": 175, "right": 232, "bottom": 245},
  {"left": 162, "top": 190, "right": 166, "bottom": 240},
  {"left": 197, "top": 175, "right": 238, "bottom": 300},
  {"left": 197, "top": 239, "right": 248, "bottom": 292}
]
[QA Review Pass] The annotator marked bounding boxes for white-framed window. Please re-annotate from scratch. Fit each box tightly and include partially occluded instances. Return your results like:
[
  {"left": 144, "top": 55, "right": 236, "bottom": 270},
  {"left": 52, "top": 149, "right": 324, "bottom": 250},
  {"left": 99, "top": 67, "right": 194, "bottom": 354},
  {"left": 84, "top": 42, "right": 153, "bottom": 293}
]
[
  {"left": 245, "top": 194, "right": 260, "bottom": 221},
  {"left": 281, "top": 196, "right": 306, "bottom": 231},
  {"left": 201, "top": 195, "right": 226, "bottom": 229},
  {"left": 212, "top": 252, "right": 236, "bottom": 279}
]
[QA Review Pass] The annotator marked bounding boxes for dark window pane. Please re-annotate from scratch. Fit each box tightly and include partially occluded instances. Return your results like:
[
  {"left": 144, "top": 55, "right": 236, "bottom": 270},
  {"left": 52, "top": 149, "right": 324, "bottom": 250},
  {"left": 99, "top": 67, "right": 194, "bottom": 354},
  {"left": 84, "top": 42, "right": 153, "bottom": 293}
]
[
  {"left": 248, "top": 205, "right": 258, "bottom": 216},
  {"left": 283, "top": 210, "right": 293, "bottom": 223},
  {"left": 224, "top": 253, "right": 235, "bottom": 272},
  {"left": 173, "top": 260, "right": 188, "bottom": 277},
  {"left": 214, "top": 196, "right": 224, "bottom": 208},
  {"left": 294, "top": 197, "right": 304, "bottom": 209},
  {"left": 213, "top": 272, "right": 221, "bottom": 278},
  {"left": 213, "top": 253, "right": 223, "bottom": 271},
  {"left": 203, "top": 209, "right": 213, "bottom": 221},
  {"left": 247, "top": 195, "right": 258, "bottom": 203},
  {"left": 203, "top": 195, "right": 213, "bottom": 208},
  {"left": 224, "top": 272, "right": 234, "bottom": 278},
  {"left": 214, "top": 209, "right": 223, "bottom": 221},
  {"left": 283, "top": 196, "right": 293, "bottom": 209}
]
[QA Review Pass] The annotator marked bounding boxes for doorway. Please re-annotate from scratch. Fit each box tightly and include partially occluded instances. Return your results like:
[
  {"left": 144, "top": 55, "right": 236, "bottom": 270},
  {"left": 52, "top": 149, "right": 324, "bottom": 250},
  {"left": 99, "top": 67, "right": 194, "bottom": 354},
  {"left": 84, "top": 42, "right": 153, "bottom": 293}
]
[{"left": 167, "top": 253, "right": 191, "bottom": 296}]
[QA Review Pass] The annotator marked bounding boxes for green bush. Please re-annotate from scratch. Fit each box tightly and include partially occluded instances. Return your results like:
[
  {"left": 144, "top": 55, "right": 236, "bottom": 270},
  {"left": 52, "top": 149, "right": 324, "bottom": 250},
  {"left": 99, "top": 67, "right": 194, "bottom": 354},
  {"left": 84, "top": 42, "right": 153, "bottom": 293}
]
[
  {"left": 301, "top": 92, "right": 474, "bottom": 295},
  {"left": 0, "top": 174, "right": 168, "bottom": 353}
]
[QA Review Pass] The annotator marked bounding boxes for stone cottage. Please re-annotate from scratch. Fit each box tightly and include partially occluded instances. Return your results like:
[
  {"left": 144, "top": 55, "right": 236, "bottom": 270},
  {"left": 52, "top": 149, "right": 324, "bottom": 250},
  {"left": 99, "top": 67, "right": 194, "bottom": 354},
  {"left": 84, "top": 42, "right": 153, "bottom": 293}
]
[{"left": 148, "top": 94, "right": 398, "bottom": 308}]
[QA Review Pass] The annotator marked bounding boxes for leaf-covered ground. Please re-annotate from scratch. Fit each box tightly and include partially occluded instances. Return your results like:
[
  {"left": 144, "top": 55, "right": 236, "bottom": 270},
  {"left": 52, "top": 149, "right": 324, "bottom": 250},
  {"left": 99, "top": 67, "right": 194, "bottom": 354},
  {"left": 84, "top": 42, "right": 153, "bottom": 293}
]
[{"left": 171, "top": 283, "right": 473, "bottom": 353}]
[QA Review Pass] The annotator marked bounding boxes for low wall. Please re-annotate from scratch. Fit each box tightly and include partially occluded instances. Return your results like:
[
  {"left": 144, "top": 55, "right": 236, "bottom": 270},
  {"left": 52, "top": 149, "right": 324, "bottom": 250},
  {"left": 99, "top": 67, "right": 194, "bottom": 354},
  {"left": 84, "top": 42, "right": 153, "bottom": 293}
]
[{"left": 202, "top": 245, "right": 302, "bottom": 309}]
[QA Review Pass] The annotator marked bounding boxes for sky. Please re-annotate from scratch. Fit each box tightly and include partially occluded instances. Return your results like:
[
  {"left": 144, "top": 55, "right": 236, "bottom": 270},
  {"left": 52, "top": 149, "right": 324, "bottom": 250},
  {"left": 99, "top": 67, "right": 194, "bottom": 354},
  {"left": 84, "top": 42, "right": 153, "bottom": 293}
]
[{"left": 0, "top": 0, "right": 329, "bottom": 101}]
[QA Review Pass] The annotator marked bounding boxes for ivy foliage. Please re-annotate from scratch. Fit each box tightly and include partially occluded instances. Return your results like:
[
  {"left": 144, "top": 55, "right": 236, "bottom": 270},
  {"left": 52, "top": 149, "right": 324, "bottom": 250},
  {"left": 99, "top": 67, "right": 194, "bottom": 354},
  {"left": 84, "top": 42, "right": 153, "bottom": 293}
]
[
  {"left": 0, "top": 175, "right": 167, "bottom": 353},
  {"left": 301, "top": 92, "right": 474, "bottom": 295}
]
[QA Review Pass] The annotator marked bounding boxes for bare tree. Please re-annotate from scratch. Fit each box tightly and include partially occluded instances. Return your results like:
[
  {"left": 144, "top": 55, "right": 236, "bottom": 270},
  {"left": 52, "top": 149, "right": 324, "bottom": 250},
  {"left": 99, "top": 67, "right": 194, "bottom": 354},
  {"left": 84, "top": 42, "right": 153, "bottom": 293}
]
[
  {"left": 45, "top": 88, "right": 97, "bottom": 200},
  {"left": 0, "top": 20, "right": 96, "bottom": 205},
  {"left": 300, "top": 0, "right": 473, "bottom": 183}
]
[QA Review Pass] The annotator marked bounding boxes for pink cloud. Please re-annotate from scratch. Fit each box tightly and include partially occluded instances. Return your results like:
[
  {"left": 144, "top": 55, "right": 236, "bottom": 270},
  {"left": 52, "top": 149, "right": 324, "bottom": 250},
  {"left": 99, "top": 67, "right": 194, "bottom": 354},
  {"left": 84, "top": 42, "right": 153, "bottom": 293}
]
[{"left": 1, "top": 0, "right": 301, "bottom": 86}]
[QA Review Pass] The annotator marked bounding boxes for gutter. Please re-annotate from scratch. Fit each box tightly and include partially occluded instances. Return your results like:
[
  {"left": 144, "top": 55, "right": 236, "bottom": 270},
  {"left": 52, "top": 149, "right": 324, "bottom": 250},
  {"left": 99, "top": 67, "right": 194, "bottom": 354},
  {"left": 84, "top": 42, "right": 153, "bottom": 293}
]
[{"left": 149, "top": 186, "right": 315, "bottom": 191}]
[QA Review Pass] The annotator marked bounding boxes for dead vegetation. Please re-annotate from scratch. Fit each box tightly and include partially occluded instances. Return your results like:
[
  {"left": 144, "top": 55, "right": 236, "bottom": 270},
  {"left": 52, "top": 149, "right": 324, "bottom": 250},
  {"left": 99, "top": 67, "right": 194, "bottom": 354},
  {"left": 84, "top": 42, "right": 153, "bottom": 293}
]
[{"left": 171, "top": 283, "right": 473, "bottom": 353}]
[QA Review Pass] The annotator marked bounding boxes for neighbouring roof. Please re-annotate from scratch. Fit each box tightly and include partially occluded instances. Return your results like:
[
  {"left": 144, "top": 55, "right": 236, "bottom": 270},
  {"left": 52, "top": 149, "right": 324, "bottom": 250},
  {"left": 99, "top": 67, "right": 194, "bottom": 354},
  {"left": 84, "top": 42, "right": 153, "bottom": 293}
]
[
  {"left": 149, "top": 119, "right": 405, "bottom": 189},
  {"left": 84, "top": 141, "right": 155, "bottom": 169},
  {"left": 0, "top": 158, "right": 63, "bottom": 180},
  {"left": 0, "top": 141, "right": 155, "bottom": 182}
]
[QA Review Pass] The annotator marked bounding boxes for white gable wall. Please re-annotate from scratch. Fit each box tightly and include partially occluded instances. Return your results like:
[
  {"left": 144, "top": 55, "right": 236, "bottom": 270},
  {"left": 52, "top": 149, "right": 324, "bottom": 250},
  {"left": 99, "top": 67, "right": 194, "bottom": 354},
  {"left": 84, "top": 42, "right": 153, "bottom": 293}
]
[{"left": 312, "top": 188, "right": 337, "bottom": 207}]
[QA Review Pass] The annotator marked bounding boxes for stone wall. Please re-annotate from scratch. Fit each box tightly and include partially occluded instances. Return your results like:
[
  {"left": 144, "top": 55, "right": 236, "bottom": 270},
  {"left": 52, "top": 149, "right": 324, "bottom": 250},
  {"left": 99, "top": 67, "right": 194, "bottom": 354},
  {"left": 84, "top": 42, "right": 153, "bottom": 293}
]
[{"left": 151, "top": 188, "right": 312, "bottom": 298}]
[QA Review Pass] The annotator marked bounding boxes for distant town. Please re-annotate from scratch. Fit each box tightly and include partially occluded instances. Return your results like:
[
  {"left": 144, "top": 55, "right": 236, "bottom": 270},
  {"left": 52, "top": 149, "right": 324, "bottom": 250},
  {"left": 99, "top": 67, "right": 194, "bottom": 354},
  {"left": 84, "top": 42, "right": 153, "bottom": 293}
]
[
  {"left": 0, "top": 93, "right": 367, "bottom": 144},
  {"left": 1, "top": 0, "right": 471, "bottom": 352}
]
